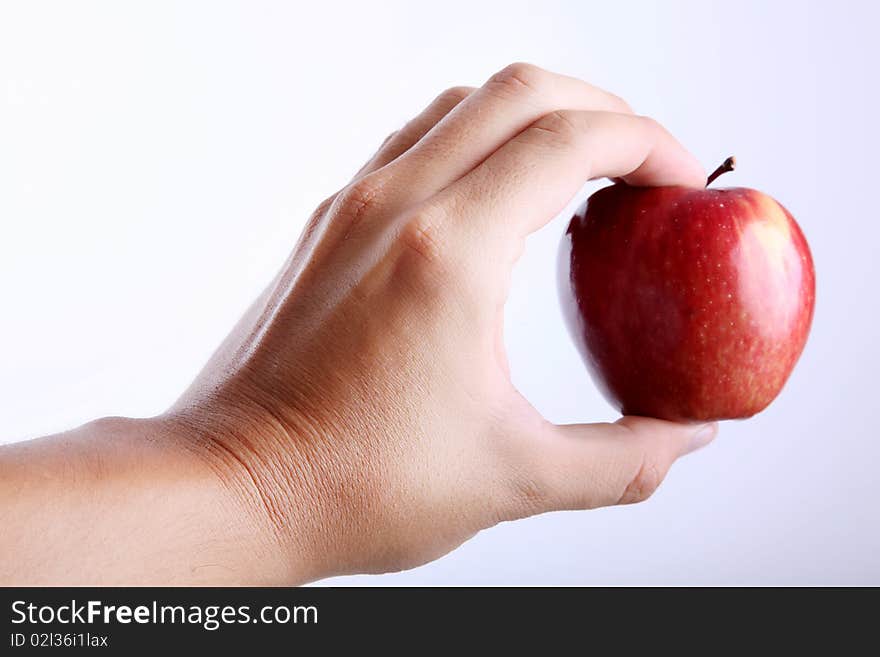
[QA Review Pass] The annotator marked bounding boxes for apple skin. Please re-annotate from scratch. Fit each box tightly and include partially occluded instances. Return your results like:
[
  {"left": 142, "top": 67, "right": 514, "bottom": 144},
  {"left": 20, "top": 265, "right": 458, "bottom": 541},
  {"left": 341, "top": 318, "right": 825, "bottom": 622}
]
[{"left": 558, "top": 183, "right": 815, "bottom": 422}]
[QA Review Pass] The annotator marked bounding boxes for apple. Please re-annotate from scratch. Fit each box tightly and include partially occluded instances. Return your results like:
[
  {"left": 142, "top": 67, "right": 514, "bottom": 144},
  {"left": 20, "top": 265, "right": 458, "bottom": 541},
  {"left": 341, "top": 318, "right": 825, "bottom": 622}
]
[{"left": 558, "top": 157, "right": 815, "bottom": 422}]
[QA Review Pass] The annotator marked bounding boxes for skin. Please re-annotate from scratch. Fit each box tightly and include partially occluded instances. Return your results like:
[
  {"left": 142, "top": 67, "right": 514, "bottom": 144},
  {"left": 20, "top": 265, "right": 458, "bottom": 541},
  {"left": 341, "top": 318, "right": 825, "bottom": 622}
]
[{"left": 0, "top": 63, "right": 718, "bottom": 585}]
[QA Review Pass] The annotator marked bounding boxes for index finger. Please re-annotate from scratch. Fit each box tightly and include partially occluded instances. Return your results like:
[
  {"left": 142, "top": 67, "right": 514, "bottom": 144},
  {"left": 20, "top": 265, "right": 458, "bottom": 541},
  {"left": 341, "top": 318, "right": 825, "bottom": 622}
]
[
  {"left": 350, "top": 63, "right": 636, "bottom": 227},
  {"left": 433, "top": 109, "right": 705, "bottom": 245}
]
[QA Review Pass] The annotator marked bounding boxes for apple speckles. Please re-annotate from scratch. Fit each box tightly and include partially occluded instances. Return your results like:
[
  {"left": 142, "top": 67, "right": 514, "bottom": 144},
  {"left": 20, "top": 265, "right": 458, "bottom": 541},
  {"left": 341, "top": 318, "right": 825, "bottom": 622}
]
[{"left": 563, "top": 182, "right": 814, "bottom": 421}]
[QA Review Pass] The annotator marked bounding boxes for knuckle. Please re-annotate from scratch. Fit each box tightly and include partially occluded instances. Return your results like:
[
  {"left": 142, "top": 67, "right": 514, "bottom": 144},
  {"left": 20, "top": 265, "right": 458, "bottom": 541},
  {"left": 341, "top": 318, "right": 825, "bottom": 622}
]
[
  {"left": 336, "top": 173, "right": 387, "bottom": 227},
  {"left": 637, "top": 114, "right": 662, "bottom": 133},
  {"left": 297, "top": 193, "right": 336, "bottom": 246},
  {"left": 312, "top": 193, "right": 337, "bottom": 219},
  {"left": 618, "top": 453, "right": 664, "bottom": 505},
  {"left": 635, "top": 114, "right": 672, "bottom": 144},
  {"left": 380, "top": 130, "right": 399, "bottom": 147},
  {"left": 538, "top": 109, "right": 581, "bottom": 136},
  {"left": 488, "top": 61, "right": 546, "bottom": 95},
  {"left": 519, "top": 109, "right": 583, "bottom": 147},
  {"left": 398, "top": 209, "right": 447, "bottom": 269},
  {"left": 393, "top": 207, "right": 470, "bottom": 300},
  {"left": 436, "top": 85, "right": 472, "bottom": 107},
  {"left": 608, "top": 92, "right": 634, "bottom": 114}
]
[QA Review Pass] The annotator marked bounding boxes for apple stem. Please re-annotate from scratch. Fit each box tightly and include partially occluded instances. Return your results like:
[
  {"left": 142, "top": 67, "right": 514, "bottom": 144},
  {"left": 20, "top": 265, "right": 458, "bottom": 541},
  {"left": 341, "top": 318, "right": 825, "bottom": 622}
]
[{"left": 706, "top": 156, "right": 736, "bottom": 186}]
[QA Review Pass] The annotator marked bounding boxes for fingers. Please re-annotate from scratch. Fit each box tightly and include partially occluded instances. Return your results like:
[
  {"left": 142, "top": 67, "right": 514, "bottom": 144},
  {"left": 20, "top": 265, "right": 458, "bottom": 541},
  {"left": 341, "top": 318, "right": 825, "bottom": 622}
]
[
  {"left": 504, "top": 417, "right": 717, "bottom": 519},
  {"left": 337, "top": 63, "right": 633, "bottom": 229},
  {"left": 434, "top": 110, "right": 705, "bottom": 249},
  {"left": 385, "top": 63, "right": 632, "bottom": 194},
  {"left": 296, "top": 86, "right": 473, "bottom": 261},
  {"left": 352, "top": 86, "right": 475, "bottom": 180}
]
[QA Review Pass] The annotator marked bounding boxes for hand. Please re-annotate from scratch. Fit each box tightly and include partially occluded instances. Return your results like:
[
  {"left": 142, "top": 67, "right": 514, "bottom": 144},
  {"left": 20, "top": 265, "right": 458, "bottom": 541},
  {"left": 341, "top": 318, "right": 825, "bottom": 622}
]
[{"left": 165, "top": 62, "right": 718, "bottom": 583}]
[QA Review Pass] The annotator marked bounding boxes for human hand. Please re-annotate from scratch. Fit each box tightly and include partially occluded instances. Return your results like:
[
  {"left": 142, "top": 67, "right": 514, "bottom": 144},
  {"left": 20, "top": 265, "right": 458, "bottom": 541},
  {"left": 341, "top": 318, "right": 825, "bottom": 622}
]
[{"left": 166, "top": 63, "right": 718, "bottom": 584}]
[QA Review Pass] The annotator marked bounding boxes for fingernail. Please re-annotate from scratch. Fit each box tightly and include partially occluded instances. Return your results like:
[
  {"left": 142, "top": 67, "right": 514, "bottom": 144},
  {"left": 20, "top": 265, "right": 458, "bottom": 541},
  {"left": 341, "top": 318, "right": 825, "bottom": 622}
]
[{"left": 681, "top": 423, "right": 718, "bottom": 456}]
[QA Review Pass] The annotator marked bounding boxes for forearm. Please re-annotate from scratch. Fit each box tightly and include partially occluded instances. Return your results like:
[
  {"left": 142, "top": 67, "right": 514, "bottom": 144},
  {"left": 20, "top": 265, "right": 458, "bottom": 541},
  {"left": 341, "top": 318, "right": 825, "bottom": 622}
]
[
  {"left": 0, "top": 416, "right": 298, "bottom": 586},
  {"left": 0, "top": 64, "right": 720, "bottom": 586}
]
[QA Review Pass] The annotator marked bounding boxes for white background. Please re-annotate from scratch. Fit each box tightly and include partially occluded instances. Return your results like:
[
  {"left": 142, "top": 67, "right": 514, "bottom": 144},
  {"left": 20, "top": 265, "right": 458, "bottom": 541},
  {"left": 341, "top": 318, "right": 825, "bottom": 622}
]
[{"left": 1, "top": 1, "right": 877, "bottom": 585}]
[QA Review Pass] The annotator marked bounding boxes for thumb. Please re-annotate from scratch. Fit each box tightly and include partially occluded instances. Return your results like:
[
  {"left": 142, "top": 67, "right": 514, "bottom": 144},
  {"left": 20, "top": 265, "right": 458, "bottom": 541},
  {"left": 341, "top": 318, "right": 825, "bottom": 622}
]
[{"left": 505, "top": 416, "right": 717, "bottom": 518}]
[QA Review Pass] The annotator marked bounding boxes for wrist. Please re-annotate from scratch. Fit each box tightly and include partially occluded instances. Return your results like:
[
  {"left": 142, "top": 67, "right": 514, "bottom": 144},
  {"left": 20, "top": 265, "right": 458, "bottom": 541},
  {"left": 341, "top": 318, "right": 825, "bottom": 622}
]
[
  {"left": 157, "top": 406, "right": 326, "bottom": 585},
  {"left": 90, "top": 414, "right": 309, "bottom": 585},
  {"left": 0, "top": 414, "right": 306, "bottom": 585}
]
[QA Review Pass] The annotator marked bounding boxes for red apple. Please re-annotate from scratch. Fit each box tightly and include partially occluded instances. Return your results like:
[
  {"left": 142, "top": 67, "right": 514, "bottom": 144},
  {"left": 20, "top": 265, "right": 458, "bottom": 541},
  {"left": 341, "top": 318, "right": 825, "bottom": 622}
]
[{"left": 558, "top": 158, "right": 815, "bottom": 422}]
